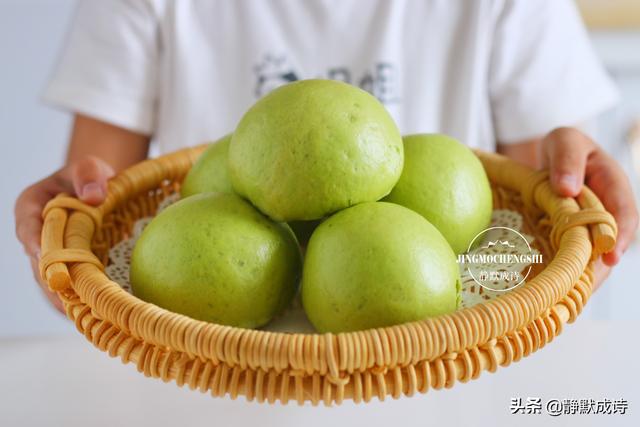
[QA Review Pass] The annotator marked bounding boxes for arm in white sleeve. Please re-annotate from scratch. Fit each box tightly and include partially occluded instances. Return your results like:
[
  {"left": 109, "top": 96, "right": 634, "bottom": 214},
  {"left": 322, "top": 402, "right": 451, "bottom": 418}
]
[
  {"left": 44, "top": 0, "right": 161, "bottom": 135},
  {"left": 489, "top": 0, "right": 619, "bottom": 144}
]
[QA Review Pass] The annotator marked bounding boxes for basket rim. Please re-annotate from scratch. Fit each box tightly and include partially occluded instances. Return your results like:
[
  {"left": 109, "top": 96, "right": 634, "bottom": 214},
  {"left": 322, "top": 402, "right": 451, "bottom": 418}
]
[{"left": 40, "top": 145, "right": 617, "bottom": 379}]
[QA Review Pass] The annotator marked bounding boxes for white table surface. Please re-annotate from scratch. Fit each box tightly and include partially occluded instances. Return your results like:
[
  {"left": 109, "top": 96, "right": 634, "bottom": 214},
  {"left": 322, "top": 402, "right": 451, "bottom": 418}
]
[{"left": 1, "top": 319, "right": 637, "bottom": 427}]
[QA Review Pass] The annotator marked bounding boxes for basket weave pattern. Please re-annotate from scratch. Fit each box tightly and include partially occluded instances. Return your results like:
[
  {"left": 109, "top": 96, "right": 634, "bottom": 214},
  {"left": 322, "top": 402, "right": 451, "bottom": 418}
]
[{"left": 39, "top": 146, "right": 616, "bottom": 405}]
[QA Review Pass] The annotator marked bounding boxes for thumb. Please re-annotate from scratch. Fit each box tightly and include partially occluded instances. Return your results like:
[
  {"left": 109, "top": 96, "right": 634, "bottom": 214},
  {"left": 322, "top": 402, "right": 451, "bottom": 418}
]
[
  {"left": 543, "top": 128, "right": 593, "bottom": 197},
  {"left": 70, "top": 156, "right": 115, "bottom": 205}
]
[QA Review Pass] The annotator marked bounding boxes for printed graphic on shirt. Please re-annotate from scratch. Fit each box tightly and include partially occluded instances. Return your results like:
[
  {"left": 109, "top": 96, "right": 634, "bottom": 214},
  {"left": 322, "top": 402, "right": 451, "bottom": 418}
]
[{"left": 254, "top": 53, "right": 400, "bottom": 105}]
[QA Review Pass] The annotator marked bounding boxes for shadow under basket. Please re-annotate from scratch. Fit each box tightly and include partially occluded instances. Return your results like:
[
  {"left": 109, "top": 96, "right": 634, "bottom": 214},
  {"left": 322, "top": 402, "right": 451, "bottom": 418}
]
[{"left": 39, "top": 146, "right": 617, "bottom": 406}]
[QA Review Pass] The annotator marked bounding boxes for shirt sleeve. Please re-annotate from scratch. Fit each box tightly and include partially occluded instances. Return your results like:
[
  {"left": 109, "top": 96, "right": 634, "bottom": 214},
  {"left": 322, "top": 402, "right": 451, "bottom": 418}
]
[
  {"left": 43, "top": 0, "right": 160, "bottom": 135},
  {"left": 489, "top": 0, "right": 620, "bottom": 144}
]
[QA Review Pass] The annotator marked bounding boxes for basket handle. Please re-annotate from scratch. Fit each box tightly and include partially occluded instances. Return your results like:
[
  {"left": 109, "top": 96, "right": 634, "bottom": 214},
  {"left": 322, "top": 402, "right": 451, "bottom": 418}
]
[
  {"left": 40, "top": 201, "right": 70, "bottom": 290},
  {"left": 575, "top": 187, "right": 617, "bottom": 257},
  {"left": 521, "top": 170, "right": 617, "bottom": 257},
  {"left": 475, "top": 150, "right": 617, "bottom": 257},
  {"left": 39, "top": 194, "right": 102, "bottom": 291},
  {"left": 38, "top": 145, "right": 207, "bottom": 293}
]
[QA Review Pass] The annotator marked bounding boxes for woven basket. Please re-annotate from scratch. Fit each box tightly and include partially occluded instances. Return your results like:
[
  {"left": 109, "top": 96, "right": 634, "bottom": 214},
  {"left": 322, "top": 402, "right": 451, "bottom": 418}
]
[{"left": 39, "top": 146, "right": 617, "bottom": 405}]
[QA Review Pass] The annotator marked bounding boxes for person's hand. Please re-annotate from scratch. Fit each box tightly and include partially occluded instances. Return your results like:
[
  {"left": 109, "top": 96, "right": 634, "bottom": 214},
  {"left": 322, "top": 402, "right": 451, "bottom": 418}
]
[
  {"left": 542, "top": 127, "right": 639, "bottom": 288},
  {"left": 14, "top": 156, "right": 114, "bottom": 312}
]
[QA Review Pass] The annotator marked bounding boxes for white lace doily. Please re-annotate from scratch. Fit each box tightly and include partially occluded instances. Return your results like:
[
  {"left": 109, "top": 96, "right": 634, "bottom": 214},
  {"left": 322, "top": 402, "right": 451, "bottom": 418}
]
[{"left": 105, "top": 196, "right": 539, "bottom": 332}]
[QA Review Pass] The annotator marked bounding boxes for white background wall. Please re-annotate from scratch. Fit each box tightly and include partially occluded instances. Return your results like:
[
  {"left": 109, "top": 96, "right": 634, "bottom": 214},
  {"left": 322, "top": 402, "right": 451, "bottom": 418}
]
[
  {"left": 1, "top": 0, "right": 639, "bottom": 338},
  {"left": 1, "top": 0, "right": 76, "bottom": 336}
]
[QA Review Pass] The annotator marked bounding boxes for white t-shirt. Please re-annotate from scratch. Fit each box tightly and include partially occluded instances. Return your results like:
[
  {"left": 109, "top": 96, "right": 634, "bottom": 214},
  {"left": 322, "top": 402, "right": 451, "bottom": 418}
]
[{"left": 45, "top": 0, "right": 619, "bottom": 154}]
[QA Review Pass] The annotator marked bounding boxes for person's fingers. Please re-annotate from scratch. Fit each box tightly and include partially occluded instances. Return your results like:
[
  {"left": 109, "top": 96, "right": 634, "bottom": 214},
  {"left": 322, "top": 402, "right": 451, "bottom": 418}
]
[
  {"left": 14, "top": 178, "right": 62, "bottom": 258},
  {"left": 543, "top": 128, "right": 639, "bottom": 268},
  {"left": 30, "top": 256, "right": 65, "bottom": 314},
  {"left": 591, "top": 257, "right": 612, "bottom": 292},
  {"left": 15, "top": 157, "right": 114, "bottom": 314},
  {"left": 602, "top": 203, "right": 639, "bottom": 266},
  {"left": 70, "top": 156, "right": 115, "bottom": 205},
  {"left": 586, "top": 151, "right": 640, "bottom": 266},
  {"left": 543, "top": 128, "right": 595, "bottom": 197},
  {"left": 15, "top": 158, "right": 113, "bottom": 314},
  {"left": 16, "top": 216, "right": 42, "bottom": 259},
  {"left": 16, "top": 178, "right": 68, "bottom": 313}
]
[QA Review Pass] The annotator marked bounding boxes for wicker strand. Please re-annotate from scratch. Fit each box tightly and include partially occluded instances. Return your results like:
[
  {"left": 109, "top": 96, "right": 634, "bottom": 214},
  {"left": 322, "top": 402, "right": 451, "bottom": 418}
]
[{"left": 39, "top": 204, "right": 69, "bottom": 290}]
